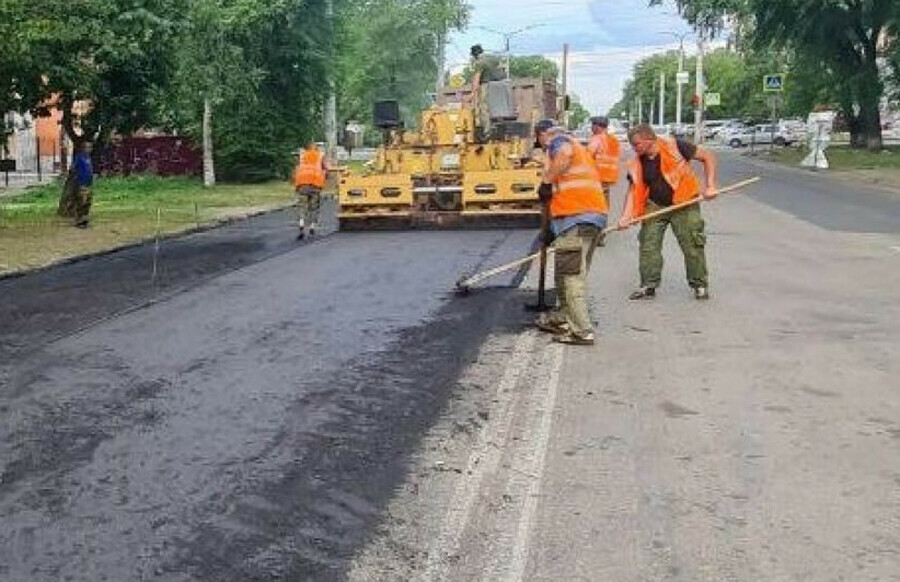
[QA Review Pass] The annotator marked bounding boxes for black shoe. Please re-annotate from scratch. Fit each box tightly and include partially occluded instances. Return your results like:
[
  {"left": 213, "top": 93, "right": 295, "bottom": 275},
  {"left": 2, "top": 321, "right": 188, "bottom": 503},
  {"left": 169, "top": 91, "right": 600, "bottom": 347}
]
[
  {"left": 694, "top": 286, "right": 710, "bottom": 300},
  {"left": 628, "top": 287, "right": 656, "bottom": 300},
  {"left": 75, "top": 220, "right": 89, "bottom": 229}
]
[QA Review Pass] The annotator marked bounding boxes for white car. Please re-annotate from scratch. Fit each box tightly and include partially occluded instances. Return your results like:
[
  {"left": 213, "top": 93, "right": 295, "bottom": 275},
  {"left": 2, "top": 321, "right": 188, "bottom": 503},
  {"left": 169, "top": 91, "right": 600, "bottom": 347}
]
[{"left": 723, "top": 124, "right": 799, "bottom": 148}]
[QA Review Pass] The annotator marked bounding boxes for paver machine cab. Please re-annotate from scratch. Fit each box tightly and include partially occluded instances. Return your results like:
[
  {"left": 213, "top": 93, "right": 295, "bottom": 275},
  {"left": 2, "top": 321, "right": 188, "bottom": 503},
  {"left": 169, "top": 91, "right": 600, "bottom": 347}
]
[{"left": 338, "top": 77, "right": 559, "bottom": 229}]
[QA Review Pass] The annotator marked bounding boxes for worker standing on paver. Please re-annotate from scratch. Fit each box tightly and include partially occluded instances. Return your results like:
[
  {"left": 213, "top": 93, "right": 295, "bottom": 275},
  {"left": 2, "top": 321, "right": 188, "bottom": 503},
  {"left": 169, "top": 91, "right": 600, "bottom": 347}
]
[
  {"left": 72, "top": 141, "right": 94, "bottom": 229},
  {"left": 533, "top": 120, "right": 609, "bottom": 346},
  {"left": 617, "top": 124, "right": 718, "bottom": 300},
  {"left": 293, "top": 140, "right": 331, "bottom": 240},
  {"left": 586, "top": 116, "right": 620, "bottom": 206}
]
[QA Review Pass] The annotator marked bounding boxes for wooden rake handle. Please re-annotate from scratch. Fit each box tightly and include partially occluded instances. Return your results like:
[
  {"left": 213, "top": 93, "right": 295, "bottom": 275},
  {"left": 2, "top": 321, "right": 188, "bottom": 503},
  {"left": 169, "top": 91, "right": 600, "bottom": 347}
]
[{"left": 455, "top": 176, "right": 761, "bottom": 291}]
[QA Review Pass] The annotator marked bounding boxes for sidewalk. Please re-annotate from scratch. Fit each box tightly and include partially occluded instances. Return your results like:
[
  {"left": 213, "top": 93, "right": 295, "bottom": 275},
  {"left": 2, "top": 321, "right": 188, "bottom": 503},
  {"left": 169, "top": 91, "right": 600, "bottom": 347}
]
[{"left": 348, "top": 174, "right": 900, "bottom": 581}]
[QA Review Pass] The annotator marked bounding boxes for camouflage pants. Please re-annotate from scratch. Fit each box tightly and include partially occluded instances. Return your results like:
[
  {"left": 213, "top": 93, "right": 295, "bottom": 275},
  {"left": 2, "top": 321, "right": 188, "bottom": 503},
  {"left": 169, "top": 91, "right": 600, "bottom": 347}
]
[
  {"left": 638, "top": 200, "right": 708, "bottom": 289},
  {"left": 75, "top": 186, "right": 93, "bottom": 224},
  {"left": 552, "top": 224, "right": 602, "bottom": 336},
  {"left": 295, "top": 186, "right": 322, "bottom": 229}
]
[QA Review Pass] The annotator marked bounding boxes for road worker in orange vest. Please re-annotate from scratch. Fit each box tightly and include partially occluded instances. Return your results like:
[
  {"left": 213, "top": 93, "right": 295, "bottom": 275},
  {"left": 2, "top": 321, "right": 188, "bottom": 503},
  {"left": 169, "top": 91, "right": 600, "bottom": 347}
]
[
  {"left": 293, "top": 140, "right": 332, "bottom": 240},
  {"left": 533, "top": 120, "right": 609, "bottom": 346},
  {"left": 586, "top": 116, "right": 621, "bottom": 205},
  {"left": 616, "top": 124, "right": 719, "bottom": 300},
  {"left": 587, "top": 116, "right": 621, "bottom": 246}
]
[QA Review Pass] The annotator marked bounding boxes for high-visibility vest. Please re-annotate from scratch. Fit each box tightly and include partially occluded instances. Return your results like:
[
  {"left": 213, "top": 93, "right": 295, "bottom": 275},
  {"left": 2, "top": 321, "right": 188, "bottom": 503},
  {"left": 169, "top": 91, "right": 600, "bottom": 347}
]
[
  {"left": 549, "top": 136, "right": 609, "bottom": 218},
  {"left": 588, "top": 132, "right": 620, "bottom": 184},
  {"left": 293, "top": 148, "right": 326, "bottom": 188},
  {"left": 627, "top": 137, "right": 700, "bottom": 216}
]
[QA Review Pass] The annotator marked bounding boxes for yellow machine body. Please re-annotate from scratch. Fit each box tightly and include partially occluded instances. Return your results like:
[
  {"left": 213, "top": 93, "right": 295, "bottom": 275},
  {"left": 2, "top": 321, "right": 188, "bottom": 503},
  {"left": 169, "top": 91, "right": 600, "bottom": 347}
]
[{"left": 339, "top": 77, "right": 558, "bottom": 229}]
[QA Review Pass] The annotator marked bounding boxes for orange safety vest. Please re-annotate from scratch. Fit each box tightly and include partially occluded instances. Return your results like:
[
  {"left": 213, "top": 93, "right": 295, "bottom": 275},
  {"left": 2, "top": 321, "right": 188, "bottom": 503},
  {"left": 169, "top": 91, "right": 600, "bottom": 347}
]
[
  {"left": 588, "top": 132, "right": 620, "bottom": 184},
  {"left": 293, "top": 148, "right": 326, "bottom": 188},
  {"left": 627, "top": 137, "right": 700, "bottom": 217},
  {"left": 549, "top": 135, "right": 609, "bottom": 219}
]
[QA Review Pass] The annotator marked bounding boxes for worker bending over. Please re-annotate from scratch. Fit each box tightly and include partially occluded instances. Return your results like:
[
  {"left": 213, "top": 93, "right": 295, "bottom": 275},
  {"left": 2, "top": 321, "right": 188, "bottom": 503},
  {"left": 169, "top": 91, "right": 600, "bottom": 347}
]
[
  {"left": 617, "top": 124, "right": 718, "bottom": 300},
  {"left": 534, "top": 120, "right": 609, "bottom": 346}
]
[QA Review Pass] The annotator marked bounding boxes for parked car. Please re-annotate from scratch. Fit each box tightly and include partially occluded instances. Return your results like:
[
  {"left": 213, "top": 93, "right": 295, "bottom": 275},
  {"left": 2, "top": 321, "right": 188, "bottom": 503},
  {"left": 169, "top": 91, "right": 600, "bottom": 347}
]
[
  {"left": 703, "top": 119, "right": 739, "bottom": 140},
  {"left": 723, "top": 124, "right": 799, "bottom": 147}
]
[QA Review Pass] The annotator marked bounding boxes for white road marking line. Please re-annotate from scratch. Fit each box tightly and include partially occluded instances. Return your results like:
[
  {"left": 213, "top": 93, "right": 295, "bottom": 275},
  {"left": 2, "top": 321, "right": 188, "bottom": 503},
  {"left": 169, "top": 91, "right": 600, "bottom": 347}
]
[
  {"left": 421, "top": 331, "right": 538, "bottom": 582},
  {"left": 504, "top": 343, "right": 564, "bottom": 582},
  {"left": 890, "top": 246, "right": 900, "bottom": 254}
]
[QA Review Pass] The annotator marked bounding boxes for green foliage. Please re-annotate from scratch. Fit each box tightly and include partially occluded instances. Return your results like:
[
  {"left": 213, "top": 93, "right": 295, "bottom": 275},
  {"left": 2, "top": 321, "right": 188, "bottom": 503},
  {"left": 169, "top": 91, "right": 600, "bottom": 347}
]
[
  {"left": 2, "top": 0, "right": 468, "bottom": 181},
  {"left": 567, "top": 99, "right": 591, "bottom": 130},
  {"left": 5, "top": 0, "right": 181, "bottom": 143},
  {"left": 336, "top": 0, "right": 469, "bottom": 128},
  {"left": 462, "top": 54, "right": 559, "bottom": 83},
  {"left": 652, "top": 0, "right": 900, "bottom": 148}
]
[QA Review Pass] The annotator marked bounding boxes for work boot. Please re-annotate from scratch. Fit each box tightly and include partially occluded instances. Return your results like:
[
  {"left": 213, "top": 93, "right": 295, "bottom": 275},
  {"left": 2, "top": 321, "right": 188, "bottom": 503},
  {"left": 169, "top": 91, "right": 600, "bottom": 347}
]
[
  {"left": 552, "top": 331, "right": 595, "bottom": 346},
  {"left": 694, "top": 286, "right": 710, "bottom": 300},
  {"left": 74, "top": 219, "right": 89, "bottom": 229},
  {"left": 534, "top": 313, "right": 568, "bottom": 335},
  {"left": 628, "top": 286, "right": 656, "bottom": 300}
]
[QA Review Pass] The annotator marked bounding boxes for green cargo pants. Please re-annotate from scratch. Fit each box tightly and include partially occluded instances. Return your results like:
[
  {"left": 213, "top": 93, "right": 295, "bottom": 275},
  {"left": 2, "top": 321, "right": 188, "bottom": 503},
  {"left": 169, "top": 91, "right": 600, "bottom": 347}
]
[
  {"left": 638, "top": 200, "right": 708, "bottom": 289},
  {"left": 553, "top": 224, "right": 601, "bottom": 336}
]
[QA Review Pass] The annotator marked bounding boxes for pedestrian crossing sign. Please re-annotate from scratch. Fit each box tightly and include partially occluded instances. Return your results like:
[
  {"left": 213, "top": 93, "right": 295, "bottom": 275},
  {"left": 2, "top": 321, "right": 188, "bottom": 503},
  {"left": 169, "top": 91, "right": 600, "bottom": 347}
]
[{"left": 764, "top": 74, "right": 785, "bottom": 93}]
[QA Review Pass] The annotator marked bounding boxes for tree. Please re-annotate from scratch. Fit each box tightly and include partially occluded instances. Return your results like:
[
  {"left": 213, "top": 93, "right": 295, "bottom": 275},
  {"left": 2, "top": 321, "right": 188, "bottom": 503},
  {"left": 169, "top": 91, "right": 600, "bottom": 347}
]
[
  {"left": 161, "top": 0, "right": 266, "bottom": 186},
  {"left": 651, "top": 0, "right": 900, "bottom": 149},
  {"left": 567, "top": 98, "right": 591, "bottom": 130},
  {"left": 462, "top": 54, "right": 558, "bottom": 83},
  {"left": 4, "top": 0, "right": 180, "bottom": 213},
  {"left": 336, "top": 0, "right": 469, "bottom": 129}
]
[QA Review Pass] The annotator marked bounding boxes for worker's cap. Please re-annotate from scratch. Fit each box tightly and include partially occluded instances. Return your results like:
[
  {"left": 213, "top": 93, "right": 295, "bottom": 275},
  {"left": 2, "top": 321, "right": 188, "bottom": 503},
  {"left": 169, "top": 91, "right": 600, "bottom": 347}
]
[
  {"left": 534, "top": 118, "right": 557, "bottom": 137},
  {"left": 591, "top": 116, "right": 609, "bottom": 128},
  {"left": 533, "top": 118, "right": 558, "bottom": 147}
]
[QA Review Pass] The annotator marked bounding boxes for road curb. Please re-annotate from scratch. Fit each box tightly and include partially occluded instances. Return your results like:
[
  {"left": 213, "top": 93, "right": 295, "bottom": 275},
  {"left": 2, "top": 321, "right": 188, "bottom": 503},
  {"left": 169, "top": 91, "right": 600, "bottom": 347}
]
[{"left": 0, "top": 203, "right": 297, "bottom": 282}]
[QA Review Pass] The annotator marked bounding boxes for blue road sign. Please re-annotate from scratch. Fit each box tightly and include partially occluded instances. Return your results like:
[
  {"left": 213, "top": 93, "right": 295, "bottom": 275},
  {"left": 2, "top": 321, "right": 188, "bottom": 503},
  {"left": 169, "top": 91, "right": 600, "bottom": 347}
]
[{"left": 764, "top": 74, "right": 785, "bottom": 93}]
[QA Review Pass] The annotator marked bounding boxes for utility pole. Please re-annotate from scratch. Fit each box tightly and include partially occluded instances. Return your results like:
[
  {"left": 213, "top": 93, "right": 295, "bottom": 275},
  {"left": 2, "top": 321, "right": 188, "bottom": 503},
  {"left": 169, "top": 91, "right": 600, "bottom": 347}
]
[
  {"left": 659, "top": 71, "right": 665, "bottom": 127},
  {"left": 560, "top": 43, "right": 569, "bottom": 127},
  {"left": 676, "top": 38, "right": 685, "bottom": 132},
  {"left": 324, "top": 0, "right": 338, "bottom": 165},
  {"left": 638, "top": 94, "right": 643, "bottom": 124},
  {"left": 504, "top": 36, "right": 511, "bottom": 80},
  {"left": 694, "top": 36, "right": 705, "bottom": 143},
  {"left": 436, "top": 32, "right": 446, "bottom": 94}
]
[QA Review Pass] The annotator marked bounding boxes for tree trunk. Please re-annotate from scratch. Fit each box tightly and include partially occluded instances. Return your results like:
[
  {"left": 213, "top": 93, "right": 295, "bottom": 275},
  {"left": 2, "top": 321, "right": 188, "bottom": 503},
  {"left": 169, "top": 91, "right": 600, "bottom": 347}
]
[
  {"left": 57, "top": 101, "right": 86, "bottom": 217},
  {"left": 203, "top": 97, "right": 215, "bottom": 187},
  {"left": 855, "top": 41, "right": 884, "bottom": 150}
]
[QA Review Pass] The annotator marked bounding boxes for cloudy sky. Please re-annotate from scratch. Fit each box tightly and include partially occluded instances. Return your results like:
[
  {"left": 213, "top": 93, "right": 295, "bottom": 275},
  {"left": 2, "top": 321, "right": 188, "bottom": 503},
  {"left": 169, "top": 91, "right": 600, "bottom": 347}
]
[{"left": 448, "top": 0, "right": 700, "bottom": 115}]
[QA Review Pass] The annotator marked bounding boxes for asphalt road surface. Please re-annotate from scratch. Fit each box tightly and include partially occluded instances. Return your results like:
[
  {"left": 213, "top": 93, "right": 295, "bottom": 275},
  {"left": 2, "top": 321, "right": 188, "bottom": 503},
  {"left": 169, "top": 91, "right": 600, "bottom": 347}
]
[{"left": 2, "top": 153, "right": 899, "bottom": 582}]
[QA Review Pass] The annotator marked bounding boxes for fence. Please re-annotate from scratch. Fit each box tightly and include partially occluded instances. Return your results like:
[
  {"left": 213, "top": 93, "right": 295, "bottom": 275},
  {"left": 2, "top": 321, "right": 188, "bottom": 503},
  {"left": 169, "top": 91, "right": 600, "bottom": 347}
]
[{"left": 1, "top": 113, "right": 68, "bottom": 192}]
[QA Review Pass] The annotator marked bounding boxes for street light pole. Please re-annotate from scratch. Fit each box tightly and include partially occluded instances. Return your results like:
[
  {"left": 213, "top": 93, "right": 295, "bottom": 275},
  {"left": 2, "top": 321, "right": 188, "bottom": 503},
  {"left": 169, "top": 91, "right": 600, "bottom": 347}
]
[
  {"left": 659, "top": 71, "right": 665, "bottom": 127},
  {"left": 677, "top": 38, "right": 684, "bottom": 131},
  {"left": 659, "top": 31, "right": 689, "bottom": 134},
  {"left": 324, "top": 0, "right": 338, "bottom": 164},
  {"left": 473, "top": 23, "right": 545, "bottom": 80},
  {"left": 694, "top": 36, "right": 705, "bottom": 144}
]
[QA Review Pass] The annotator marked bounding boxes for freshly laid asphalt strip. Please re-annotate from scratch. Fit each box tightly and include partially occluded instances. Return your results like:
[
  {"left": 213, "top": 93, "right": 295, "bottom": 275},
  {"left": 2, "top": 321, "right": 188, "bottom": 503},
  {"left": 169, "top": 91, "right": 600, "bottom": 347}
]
[{"left": 0, "top": 205, "right": 538, "bottom": 582}]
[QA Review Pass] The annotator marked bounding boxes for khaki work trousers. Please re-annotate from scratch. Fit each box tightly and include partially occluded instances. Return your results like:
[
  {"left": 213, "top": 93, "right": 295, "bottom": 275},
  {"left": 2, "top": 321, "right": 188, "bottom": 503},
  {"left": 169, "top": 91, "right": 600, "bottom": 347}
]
[
  {"left": 553, "top": 224, "right": 602, "bottom": 336},
  {"left": 638, "top": 200, "right": 708, "bottom": 289},
  {"left": 295, "top": 186, "right": 322, "bottom": 229}
]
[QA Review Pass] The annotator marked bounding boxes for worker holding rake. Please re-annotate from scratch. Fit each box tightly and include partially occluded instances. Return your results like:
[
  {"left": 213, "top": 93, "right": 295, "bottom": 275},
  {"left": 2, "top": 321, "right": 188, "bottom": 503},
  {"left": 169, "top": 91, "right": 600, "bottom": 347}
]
[
  {"left": 533, "top": 120, "right": 609, "bottom": 346},
  {"left": 618, "top": 124, "right": 719, "bottom": 300}
]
